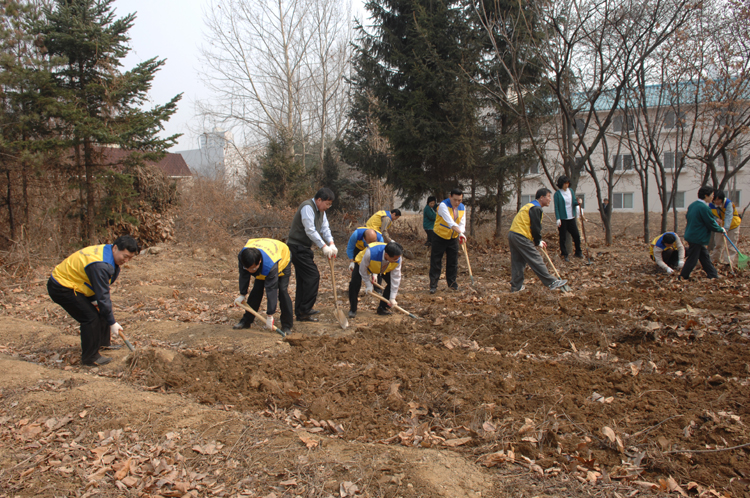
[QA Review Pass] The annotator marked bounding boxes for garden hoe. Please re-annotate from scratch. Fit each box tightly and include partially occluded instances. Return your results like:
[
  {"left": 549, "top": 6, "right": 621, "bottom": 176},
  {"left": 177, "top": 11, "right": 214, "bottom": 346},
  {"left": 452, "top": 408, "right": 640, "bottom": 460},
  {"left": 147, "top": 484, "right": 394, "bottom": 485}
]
[
  {"left": 579, "top": 217, "right": 594, "bottom": 265},
  {"left": 237, "top": 301, "right": 287, "bottom": 338},
  {"left": 118, "top": 328, "right": 135, "bottom": 352},
  {"left": 365, "top": 290, "right": 419, "bottom": 320},
  {"left": 540, "top": 246, "right": 572, "bottom": 292},
  {"left": 328, "top": 258, "right": 349, "bottom": 329},
  {"left": 724, "top": 233, "right": 749, "bottom": 270},
  {"left": 461, "top": 242, "right": 475, "bottom": 285}
]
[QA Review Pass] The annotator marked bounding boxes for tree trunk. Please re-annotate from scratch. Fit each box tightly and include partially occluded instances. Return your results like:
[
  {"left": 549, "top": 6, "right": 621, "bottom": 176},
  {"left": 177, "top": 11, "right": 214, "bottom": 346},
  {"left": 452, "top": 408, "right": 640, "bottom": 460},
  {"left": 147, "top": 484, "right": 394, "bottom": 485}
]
[
  {"left": 84, "top": 139, "right": 96, "bottom": 242},
  {"left": 22, "top": 166, "right": 29, "bottom": 227},
  {"left": 495, "top": 171, "right": 505, "bottom": 240},
  {"left": 469, "top": 175, "right": 476, "bottom": 237},
  {"left": 5, "top": 169, "right": 15, "bottom": 240},
  {"left": 642, "top": 174, "right": 649, "bottom": 243}
]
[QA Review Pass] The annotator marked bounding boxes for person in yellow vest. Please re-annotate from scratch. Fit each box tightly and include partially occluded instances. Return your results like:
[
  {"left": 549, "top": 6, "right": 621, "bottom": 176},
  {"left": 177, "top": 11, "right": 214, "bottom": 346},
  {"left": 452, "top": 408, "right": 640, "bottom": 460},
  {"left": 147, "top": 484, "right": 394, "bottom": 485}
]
[
  {"left": 429, "top": 189, "right": 466, "bottom": 294},
  {"left": 649, "top": 232, "right": 685, "bottom": 274},
  {"left": 47, "top": 235, "right": 139, "bottom": 366},
  {"left": 508, "top": 189, "right": 568, "bottom": 292},
  {"left": 349, "top": 241, "right": 403, "bottom": 317},
  {"left": 233, "top": 238, "right": 293, "bottom": 335},
  {"left": 710, "top": 190, "right": 742, "bottom": 265},
  {"left": 365, "top": 209, "right": 401, "bottom": 243}
]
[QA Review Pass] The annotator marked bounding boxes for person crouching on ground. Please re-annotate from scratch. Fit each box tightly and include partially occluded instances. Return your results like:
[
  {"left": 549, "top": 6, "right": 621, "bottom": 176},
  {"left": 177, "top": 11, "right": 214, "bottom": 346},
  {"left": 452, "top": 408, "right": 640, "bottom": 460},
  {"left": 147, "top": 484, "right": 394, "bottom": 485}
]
[
  {"left": 679, "top": 186, "right": 726, "bottom": 281},
  {"left": 47, "top": 235, "right": 139, "bottom": 366},
  {"left": 233, "top": 238, "right": 293, "bottom": 336},
  {"left": 349, "top": 241, "right": 403, "bottom": 317},
  {"left": 650, "top": 232, "right": 684, "bottom": 274},
  {"left": 508, "top": 188, "right": 568, "bottom": 292}
]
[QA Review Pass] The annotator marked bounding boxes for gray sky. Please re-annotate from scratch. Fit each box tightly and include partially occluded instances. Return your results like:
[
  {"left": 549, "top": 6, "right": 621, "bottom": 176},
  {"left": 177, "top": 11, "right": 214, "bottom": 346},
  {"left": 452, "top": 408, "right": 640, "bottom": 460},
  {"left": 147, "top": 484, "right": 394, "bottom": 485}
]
[{"left": 115, "top": 0, "right": 365, "bottom": 152}]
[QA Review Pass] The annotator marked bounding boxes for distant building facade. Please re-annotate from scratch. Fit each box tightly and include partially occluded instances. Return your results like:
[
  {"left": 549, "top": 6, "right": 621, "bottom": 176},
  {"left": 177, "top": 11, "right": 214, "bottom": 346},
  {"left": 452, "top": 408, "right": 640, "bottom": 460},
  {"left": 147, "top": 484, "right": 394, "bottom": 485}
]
[{"left": 176, "top": 128, "right": 246, "bottom": 187}]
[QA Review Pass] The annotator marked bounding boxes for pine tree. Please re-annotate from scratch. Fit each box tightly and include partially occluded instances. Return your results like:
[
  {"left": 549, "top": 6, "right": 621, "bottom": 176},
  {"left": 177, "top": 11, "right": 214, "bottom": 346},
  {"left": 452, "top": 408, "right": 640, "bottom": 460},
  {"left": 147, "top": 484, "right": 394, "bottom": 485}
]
[{"left": 38, "top": 0, "right": 181, "bottom": 241}]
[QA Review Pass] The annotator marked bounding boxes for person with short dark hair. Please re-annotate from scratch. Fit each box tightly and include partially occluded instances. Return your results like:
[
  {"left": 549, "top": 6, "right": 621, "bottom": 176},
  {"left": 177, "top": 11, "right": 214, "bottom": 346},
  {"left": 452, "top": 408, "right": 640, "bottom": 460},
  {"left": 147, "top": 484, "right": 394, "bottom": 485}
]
[
  {"left": 47, "top": 235, "right": 139, "bottom": 366},
  {"left": 553, "top": 176, "right": 583, "bottom": 261},
  {"left": 709, "top": 190, "right": 741, "bottom": 265},
  {"left": 233, "top": 238, "right": 293, "bottom": 335},
  {"left": 649, "top": 232, "right": 685, "bottom": 274},
  {"left": 350, "top": 241, "right": 403, "bottom": 317},
  {"left": 679, "top": 187, "right": 726, "bottom": 281},
  {"left": 508, "top": 189, "right": 568, "bottom": 291},
  {"left": 287, "top": 188, "right": 338, "bottom": 322},
  {"left": 365, "top": 208, "right": 402, "bottom": 243},
  {"left": 423, "top": 196, "right": 437, "bottom": 246},
  {"left": 429, "top": 189, "right": 466, "bottom": 293}
]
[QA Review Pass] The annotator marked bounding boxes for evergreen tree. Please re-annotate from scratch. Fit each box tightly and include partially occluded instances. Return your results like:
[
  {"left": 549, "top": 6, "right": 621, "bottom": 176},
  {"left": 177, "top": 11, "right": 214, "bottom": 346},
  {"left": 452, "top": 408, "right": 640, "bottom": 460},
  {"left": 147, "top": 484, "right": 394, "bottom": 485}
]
[
  {"left": 259, "top": 136, "right": 308, "bottom": 207},
  {"left": 38, "top": 0, "right": 181, "bottom": 241}
]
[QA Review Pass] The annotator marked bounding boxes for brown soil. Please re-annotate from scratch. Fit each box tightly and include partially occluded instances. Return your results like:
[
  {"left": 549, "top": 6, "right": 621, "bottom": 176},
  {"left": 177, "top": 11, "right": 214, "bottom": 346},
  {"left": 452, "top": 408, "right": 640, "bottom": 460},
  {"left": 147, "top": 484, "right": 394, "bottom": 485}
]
[{"left": 1, "top": 214, "right": 750, "bottom": 497}]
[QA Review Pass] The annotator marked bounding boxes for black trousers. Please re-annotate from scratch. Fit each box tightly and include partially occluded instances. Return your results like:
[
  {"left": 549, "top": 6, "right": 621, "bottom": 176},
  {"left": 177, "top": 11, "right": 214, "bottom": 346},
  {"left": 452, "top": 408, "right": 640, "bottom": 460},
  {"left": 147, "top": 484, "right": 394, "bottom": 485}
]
[
  {"left": 680, "top": 242, "right": 718, "bottom": 279},
  {"left": 348, "top": 270, "right": 392, "bottom": 312},
  {"left": 47, "top": 278, "right": 109, "bottom": 364},
  {"left": 651, "top": 249, "right": 679, "bottom": 269},
  {"left": 558, "top": 219, "right": 582, "bottom": 257},
  {"left": 424, "top": 229, "right": 434, "bottom": 246},
  {"left": 289, "top": 244, "right": 319, "bottom": 318},
  {"left": 241, "top": 274, "right": 293, "bottom": 330},
  {"left": 429, "top": 235, "right": 459, "bottom": 289}
]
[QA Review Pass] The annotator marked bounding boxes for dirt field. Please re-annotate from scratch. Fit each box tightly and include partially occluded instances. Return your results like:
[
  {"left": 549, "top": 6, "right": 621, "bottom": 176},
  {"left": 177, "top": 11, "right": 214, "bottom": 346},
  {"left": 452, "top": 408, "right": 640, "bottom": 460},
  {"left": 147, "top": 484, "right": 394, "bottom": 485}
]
[{"left": 1, "top": 214, "right": 750, "bottom": 497}]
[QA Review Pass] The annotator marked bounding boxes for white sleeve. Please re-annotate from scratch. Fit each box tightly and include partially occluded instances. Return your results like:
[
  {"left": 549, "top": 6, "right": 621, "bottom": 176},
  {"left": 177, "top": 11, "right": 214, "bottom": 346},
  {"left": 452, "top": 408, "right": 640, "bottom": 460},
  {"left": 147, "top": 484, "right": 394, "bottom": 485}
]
[
  {"left": 437, "top": 202, "right": 454, "bottom": 228},
  {"left": 676, "top": 237, "right": 685, "bottom": 262},
  {"left": 320, "top": 213, "right": 333, "bottom": 244},
  {"left": 359, "top": 249, "right": 372, "bottom": 281},
  {"left": 724, "top": 203, "right": 734, "bottom": 230},
  {"left": 389, "top": 262, "right": 401, "bottom": 298},
  {"left": 459, "top": 209, "right": 467, "bottom": 232},
  {"left": 301, "top": 205, "right": 326, "bottom": 248},
  {"left": 653, "top": 246, "right": 669, "bottom": 271}
]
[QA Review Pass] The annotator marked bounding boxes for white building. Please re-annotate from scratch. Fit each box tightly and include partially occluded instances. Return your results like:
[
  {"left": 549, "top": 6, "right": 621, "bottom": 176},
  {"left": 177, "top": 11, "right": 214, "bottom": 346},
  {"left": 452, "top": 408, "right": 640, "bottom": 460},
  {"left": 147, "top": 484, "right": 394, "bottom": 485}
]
[{"left": 177, "top": 128, "right": 247, "bottom": 188}]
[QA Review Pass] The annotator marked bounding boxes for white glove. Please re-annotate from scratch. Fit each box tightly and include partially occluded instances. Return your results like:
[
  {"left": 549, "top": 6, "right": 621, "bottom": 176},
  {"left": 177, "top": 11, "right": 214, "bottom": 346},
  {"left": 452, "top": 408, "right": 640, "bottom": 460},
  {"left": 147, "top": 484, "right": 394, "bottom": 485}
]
[
  {"left": 91, "top": 300, "right": 98, "bottom": 306},
  {"left": 666, "top": 267, "right": 674, "bottom": 274},
  {"left": 265, "top": 315, "right": 274, "bottom": 330},
  {"left": 389, "top": 298, "right": 397, "bottom": 308},
  {"left": 110, "top": 322, "right": 123, "bottom": 336},
  {"left": 329, "top": 244, "right": 338, "bottom": 257},
  {"left": 538, "top": 240, "right": 547, "bottom": 248},
  {"left": 391, "top": 239, "right": 397, "bottom": 244},
  {"left": 557, "top": 219, "right": 562, "bottom": 228},
  {"left": 365, "top": 280, "right": 374, "bottom": 293},
  {"left": 234, "top": 295, "right": 246, "bottom": 306},
  {"left": 458, "top": 234, "right": 467, "bottom": 244},
  {"left": 322, "top": 245, "right": 334, "bottom": 258},
  {"left": 721, "top": 227, "right": 726, "bottom": 233},
  {"left": 678, "top": 260, "right": 684, "bottom": 269},
  {"left": 348, "top": 262, "right": 355, "bottom": 271}
]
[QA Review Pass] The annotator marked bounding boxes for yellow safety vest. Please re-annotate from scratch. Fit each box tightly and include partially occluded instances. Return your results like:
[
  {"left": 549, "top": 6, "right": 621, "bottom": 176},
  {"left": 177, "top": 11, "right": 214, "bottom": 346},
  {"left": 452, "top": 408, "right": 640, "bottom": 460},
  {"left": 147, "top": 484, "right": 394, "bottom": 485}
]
[
  {"left": 243, "top": 239, "right": 290, "bottom": 280},
  {"left": 433, "top": 200, "right": 465, "bottom": 240},
  {"left": 649, "top": 233, "right": 678, "bottom": 257},
  {"left": 51, "top": 244, "right": 114, "bottom": 296},
  {"left": 509, "top": 202, "right": 540, "bottom": 241},
  {"left": 365, "top": 210, "right": 389, "bottom": 231},
  {"left": 711, "top": 201, "right": 742, "bottom": 231},
  {"left": 354, "top": 242, "right": 400, "bottom": 275}
]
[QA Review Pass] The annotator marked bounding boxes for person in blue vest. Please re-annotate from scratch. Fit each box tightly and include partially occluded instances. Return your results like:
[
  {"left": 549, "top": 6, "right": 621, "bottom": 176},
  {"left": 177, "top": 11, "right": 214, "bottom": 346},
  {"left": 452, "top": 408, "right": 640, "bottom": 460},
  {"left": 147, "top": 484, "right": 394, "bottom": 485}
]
[
  {"left": 423, "top": 196, "right": 437, "bottom": 246},
  {"left": 679, "top": 186, "right": 726, "bottom": 281},
  {"left": 349, "top": 241, "right": 403, "bottom": 317},
  {"left": 233, "top": 238, "right": 293, "bottom": 335},
  {"left": 649, "top": 232, "right": 685, "bottom": 274},
  {"left": 709, "top": 190, "right": 742, "bottom": 265},
  {"left": 429, "top": 189, "right": 466, "bottom": 294},
  {"left": 365, "top": 209, "right": 402, "bottom": 243},
  {"left": 553, "top": 175, "right": 583, "bottom": 261},
  {"left": 508, "top": 189, "right": 568, "bottom": 291},
  {"left": 346, "top": 228, "right": 383, "bottom": 270},
  {"left": 47, "top": 235, "right": 139, "bottom": 366}
]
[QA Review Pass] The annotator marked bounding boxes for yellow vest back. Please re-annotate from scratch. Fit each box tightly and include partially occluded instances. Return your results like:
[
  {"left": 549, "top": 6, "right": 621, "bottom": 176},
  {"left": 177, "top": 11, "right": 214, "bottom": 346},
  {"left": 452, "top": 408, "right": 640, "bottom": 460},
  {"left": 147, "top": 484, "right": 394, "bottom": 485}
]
[
  {"left": 52, "top": 244, "right": 113, "bottom": 296},
  {"left": 244, "top": 239, "right": 291, "bottom": 280},
  {"left": 365, "top": 211, "right": 388, "bottom": 231},
  {"left": 509, "top": 202, "right": 540, "bottom": 241},
  {"left": 354, "top": 242, "right": 400, "bottom": 274}
]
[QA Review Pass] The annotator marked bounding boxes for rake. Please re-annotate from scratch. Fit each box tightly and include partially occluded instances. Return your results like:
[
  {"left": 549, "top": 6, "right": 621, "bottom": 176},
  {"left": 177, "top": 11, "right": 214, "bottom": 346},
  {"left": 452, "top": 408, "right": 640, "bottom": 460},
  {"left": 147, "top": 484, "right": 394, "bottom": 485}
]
[
  {"left": 724, "top": 233, "right": 748, "bottom": 270},
  {"left": 540, "top": 246, "right": 572, "bottom": 291}
]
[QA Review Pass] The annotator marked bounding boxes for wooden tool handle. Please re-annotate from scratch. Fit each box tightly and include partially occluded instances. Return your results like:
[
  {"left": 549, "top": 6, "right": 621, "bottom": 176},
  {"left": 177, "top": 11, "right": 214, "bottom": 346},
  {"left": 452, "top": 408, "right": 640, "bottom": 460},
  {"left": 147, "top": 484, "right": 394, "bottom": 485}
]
[
  {"left": 238, "top": 301, "right": 282, "bottom": 334},
  {"left": 540, "top": 246, "right": 563, "bottom": 280},
  {"left": 461, "top": 242, "right": 474, "bottom": 277},
  {"left": 117, "top": 329, "right": 135, "bottom": 351},
  {"left": 328, "top": 258, "right": 339, "bottom": 302},
  {"left": 366, "top": 290, "right": 412, "bottom": 316}
]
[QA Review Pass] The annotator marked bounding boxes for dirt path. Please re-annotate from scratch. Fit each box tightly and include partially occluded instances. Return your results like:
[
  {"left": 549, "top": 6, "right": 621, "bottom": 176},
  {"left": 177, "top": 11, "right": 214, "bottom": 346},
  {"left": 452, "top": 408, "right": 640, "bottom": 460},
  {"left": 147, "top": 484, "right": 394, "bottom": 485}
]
[{"left": 2, "top": 227, "right": 750, "bottom": 497}]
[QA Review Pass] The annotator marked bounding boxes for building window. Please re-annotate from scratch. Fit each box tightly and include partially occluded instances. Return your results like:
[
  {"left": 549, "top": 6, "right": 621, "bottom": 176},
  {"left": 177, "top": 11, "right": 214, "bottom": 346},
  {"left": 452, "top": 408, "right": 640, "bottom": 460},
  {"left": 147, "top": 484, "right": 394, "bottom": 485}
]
[
  {"left": 664, "top": 110, "right": 686, "bottom": 129},
  {"left": 614, "top": 154, "right": 633, "bottom": 170},
  {"left": 526, "top": 161, "right": 539, "bottom": 175},
  {"left": 613, "top": 114, "right": 635, "bottom": 132},
  {"left": 728, "top": 190, "right": 742, "bottom": 205},
  {"left": 613, "top": 193, "right": 634, "bottom": 209},
  {"left": 520, "top": 195, "right": 532, "bottom": 205},
  {"left": 576, "top": 194, "right": 585, "bottom": 209},
  {"left": 718, "top": 148, "right": 743, "bottom": 168},
  {"left": 663, "top": 151, "right": 683, "bottom": 169},
  {"left": 666, "top": 191, "right": 685, "bottom": 209}
]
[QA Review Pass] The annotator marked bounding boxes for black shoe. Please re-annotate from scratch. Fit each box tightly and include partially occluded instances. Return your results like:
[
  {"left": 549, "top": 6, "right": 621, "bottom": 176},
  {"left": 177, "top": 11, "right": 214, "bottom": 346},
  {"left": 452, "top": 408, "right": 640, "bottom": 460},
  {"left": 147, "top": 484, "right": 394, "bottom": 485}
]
[
  {"left": 83, "top": 355, "right": 112, "bottom": 366},
  {"left": 308, "top": 310, "right": 321, "bottom": 316},
  {"left": 563, "top": 256, "right": 570, "bottom": 262},
  {"left": 100, "top": 344, "right": 123, "bottom": 351},
  {"left": 348, "top": 310, "right": 356, "bottom": 319},
  {"left": 297, "top": 315, "right": 319, "bottom": 322},
  {"left": 449, "top": 285, "right": 459, "bottom": 291},
  {"left": 377, "top": 308, "right": 393, "bottom": 316},
  {"left": 677, "top": 276, "right": 690, "bottom": 282},
  {"left": 429, "top": 287, "right": 437, "bottom": 294},
  {"left": 233, "top": 318, "right": 252, "bottom": 329},
  {"left": 280, "top": 327, "right": 291, "bottom": 336},
  {"left": 574, "top": 253, "right": 583, "bottom": 258}
]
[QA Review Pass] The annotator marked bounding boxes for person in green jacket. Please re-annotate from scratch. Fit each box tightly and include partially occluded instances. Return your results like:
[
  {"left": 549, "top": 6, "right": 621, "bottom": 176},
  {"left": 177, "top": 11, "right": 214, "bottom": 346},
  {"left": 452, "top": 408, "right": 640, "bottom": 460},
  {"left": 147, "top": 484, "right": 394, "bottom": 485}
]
[
  {"left": 553, "top": 176, "right": 583, "bottom": 261},
  {"left": 679, "top": 186, "right": 726, "bottom": 281},
  {"left": 423, "top": 196, "right": 437, "bottom": 246}
]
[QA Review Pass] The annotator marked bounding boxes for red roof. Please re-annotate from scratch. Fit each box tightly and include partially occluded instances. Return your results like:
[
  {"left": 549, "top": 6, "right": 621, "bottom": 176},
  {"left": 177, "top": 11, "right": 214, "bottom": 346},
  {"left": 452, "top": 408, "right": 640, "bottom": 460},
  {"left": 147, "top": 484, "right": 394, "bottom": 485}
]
[{"left": 65, "top": 147, "right": 192, "bottom": 177}]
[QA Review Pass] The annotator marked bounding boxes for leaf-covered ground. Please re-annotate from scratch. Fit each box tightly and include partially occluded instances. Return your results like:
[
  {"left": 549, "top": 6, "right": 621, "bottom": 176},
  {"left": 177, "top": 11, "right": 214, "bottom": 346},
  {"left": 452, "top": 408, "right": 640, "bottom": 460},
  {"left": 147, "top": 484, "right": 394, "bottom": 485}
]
[{"left": 1, "top": 215, "right": 750, "bottom": 497}]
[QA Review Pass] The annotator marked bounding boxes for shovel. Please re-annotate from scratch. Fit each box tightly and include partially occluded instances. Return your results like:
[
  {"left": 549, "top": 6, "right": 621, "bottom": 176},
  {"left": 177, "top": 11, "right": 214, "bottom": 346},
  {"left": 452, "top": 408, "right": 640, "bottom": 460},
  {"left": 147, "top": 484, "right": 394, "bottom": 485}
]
[
  {"left": 724, "top": 232, "right": 748, "bottom": 269},
  {"left": 237, "top": 301, "right": 287, "bottom": 338},
  {"left": 723, "top": 237, "right": 735, "bottom": 275},
  {"left": 461, "top": 241, "right": 475, "bottom": 285},
  {"left": 366, "top": 290, "right": 419, "bottom": 319},
  {"left": 328, "top": 258, "right": 349, "bottom": 329},
  {"left": 118, "top": 329, "right": 135, "bottom": 352},
  {"left": 579, "top": 216, "right": 594, "bottom": 265},
  {"left": 540, "top": 246, "right": 572, "bottom": 291}
]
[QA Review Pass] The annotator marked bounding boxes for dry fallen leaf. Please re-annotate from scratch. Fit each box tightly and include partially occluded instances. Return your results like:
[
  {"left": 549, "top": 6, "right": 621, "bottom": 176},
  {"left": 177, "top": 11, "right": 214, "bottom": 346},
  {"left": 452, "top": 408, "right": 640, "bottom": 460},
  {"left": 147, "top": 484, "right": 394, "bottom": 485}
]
[
  {"left": 602, "top": 426, "right": 616, "bottom": 443},
  {"left": 298, "top": 434, "right": 319, "bottom": 449}
]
